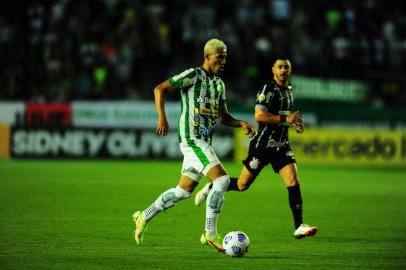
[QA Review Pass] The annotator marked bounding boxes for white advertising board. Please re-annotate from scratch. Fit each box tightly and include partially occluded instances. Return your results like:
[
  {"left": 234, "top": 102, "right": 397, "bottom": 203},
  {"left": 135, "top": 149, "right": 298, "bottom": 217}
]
[
  {"left": 72, "top": 101, "right": 180, "bottom": 128},
  {"left": 0, "top": 102, "right": 25, "bottom": 124}
]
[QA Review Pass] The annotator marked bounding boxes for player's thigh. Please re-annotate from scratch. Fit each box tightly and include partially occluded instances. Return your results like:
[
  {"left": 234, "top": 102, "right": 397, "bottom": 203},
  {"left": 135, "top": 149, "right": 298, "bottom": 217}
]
[
  {"left": 180, "top": 142, "right": 215, "bottom": 182},
  {"left": 278, "top": 163, "right": 300, "bottom": 187},
  {"left": 178, "top": 175, "right": 199, "bottom": 192},
  {"left": 241, "top": 149, "right": 268, "bottom": 185}
]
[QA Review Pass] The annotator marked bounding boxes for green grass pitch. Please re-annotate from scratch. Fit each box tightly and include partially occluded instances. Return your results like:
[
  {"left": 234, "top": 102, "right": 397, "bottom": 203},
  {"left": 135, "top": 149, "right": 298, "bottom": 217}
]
[{"left": 0, "top": 160, "right": 405, "bottom": 269}]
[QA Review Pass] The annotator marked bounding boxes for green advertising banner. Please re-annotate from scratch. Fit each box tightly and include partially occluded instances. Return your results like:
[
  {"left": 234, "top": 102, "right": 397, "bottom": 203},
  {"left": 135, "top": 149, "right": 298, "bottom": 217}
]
[{"left": 291, "top": 75, "right": 367, "bottom": 102}]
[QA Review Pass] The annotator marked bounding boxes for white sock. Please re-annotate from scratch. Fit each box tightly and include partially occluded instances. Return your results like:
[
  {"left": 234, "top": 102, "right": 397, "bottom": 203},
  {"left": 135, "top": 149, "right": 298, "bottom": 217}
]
[
  {"left": 143, "top": 202, "right": 159, "bottom": 222},
  {"left": 143, "top": 185, "right": 191, "bottom": 223},
  {"left": 205, "top": 175, "right": 230, "bottom": 238}
]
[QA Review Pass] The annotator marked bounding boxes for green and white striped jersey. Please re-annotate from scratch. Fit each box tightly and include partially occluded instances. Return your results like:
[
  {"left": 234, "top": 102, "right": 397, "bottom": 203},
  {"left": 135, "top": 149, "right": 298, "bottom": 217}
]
[{"left": 169, "top": 67, "right": 226, "bottom": 145}]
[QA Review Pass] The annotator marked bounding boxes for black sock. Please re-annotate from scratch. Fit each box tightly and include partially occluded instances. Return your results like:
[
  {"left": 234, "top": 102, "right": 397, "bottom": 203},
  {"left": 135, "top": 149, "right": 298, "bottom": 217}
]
[
  {"left": 227, "top": 177, "right": 239, "bottom": 191},
  {"left": 209, "top": 177, "right": 238, "bottom": 191},
  {"left": 287, "top": 184, "right": 303, "bottom": 229}
]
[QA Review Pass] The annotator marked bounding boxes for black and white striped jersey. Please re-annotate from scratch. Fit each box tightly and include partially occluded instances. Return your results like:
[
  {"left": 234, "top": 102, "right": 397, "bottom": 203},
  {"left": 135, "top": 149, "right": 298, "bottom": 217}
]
[{"left": 250, "top": 80, "right": 294, "bottom": 150}]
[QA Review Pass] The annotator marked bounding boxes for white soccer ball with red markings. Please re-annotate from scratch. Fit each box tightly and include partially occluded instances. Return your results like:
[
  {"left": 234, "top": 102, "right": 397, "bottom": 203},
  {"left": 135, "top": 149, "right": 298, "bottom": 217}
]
[{"left": 222, "top": 231, "right": 250, "bottom": 257}]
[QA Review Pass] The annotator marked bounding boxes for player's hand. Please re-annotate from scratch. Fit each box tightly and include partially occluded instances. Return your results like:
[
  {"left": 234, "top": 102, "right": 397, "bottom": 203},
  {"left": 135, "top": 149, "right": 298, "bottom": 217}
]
[
  {"left": 240, "top": 120, "right": 256, "bottom": 138},
  {"left": 156, "top": 118, "right": 169, "bottom": 136},
  {"left": 293, "top": 123, "right": 304, "bottom": 133},
  {"left": 287, "top": 111, "right": 303, "bottom": 126}
]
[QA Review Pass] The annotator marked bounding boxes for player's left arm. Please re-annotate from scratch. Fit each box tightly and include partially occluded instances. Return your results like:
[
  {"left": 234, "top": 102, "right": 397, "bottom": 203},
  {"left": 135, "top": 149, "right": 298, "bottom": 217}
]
[
  {"left": 293, "top": 122, "right": 304, "bottom": 133},
  {"left": 290, "top": 104, "right": 304, "bottom": 134},
  {"left": 218, "top": 100, "right": 256, "bottom": 137}
]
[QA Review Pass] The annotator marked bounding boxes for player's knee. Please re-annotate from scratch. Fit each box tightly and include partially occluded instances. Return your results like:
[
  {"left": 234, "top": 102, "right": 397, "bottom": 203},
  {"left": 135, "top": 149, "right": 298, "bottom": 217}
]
[
  {"left": 286, "top": 178, "right": 299, "bottom": 187},
  {"left": 212, "top": 175, "right": 230, "bottom": 191},
  {"left": 237, "top": 175, "right": 256, "bottom": 192},
  {"left": 237, "top": 182, "right": 251, "bottom": 191}
]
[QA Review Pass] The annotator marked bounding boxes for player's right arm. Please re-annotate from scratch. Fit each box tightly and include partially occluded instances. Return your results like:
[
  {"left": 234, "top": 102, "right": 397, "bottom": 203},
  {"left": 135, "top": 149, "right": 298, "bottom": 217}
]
[
  {"left": 154, "top": 68, "right": 196, "bottom": 136},
  {"left": 154, "top": 80, "right": 174, "bottom": 136}
]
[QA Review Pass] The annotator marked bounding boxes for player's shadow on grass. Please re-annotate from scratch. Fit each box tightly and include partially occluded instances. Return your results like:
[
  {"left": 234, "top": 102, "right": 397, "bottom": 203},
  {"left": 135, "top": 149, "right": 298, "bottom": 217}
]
[
  {"left": 243, "top": 255, "right": 289, "bottom": 259},
  {"left": 319, "top": 236, "right": 377, "bottom": 242}
]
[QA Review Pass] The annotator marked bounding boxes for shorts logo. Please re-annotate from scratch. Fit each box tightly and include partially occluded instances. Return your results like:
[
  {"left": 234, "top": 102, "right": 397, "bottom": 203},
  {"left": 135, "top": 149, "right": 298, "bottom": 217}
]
[
  {"left": 249, "top": 157, "right": 259, "bottom": 170},
  {"left": 182, "top": 167, "right": 199, "bottom": 175},
  {"left": 286, "top": 151, "right": 295, "bottom": 159}
]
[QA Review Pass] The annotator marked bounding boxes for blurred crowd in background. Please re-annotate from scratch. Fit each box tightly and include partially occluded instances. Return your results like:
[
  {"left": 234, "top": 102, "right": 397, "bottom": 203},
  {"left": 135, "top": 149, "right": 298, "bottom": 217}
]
[{"left": 1, "top": 0, "right": 405, "bottom": 106}]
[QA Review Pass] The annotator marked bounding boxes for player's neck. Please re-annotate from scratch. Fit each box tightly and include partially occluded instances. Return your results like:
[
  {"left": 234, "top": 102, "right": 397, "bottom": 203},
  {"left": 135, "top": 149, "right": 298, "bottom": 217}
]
[
  {"left": 274, "top": 78, "right": 288, "bottom": 88},
  {"left": 201, "top": 64, "right": 214, "bottom": 78}
]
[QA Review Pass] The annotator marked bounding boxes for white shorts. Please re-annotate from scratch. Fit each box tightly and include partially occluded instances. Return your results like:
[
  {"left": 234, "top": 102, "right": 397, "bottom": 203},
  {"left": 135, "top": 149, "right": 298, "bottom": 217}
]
[{"left": 180, "top": 140, "right": 222, "bottom": 182}]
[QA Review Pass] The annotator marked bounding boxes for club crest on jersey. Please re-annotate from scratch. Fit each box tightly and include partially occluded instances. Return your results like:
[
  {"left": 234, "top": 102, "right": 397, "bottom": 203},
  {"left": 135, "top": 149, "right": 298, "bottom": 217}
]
[
  {"left": 249, "top": 157, "right": 260, "bottom": 170},
  {"left": 182, "top": 78, "right": 192, "bottom": 88}
]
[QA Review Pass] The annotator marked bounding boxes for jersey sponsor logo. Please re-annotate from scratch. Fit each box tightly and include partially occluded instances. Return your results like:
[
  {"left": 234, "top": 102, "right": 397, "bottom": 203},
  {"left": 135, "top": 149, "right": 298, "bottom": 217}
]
[
  {"left": 194, "top": 108, "right": 218, "bottom": 117},
  {"left": 198, "top": 126, "right": 211, "bottom": 136},
  {"left": 278, "top": 110, "right": 290, "bottom": 115},
  {"left": 197, "top": 96, "right": 219, "bottom": 106},
  {"left": 267, "top": 139, "right": 288, "bottom": 148},
  {"left": 249, "top": 157, "right": 259, "bottom": 169}
]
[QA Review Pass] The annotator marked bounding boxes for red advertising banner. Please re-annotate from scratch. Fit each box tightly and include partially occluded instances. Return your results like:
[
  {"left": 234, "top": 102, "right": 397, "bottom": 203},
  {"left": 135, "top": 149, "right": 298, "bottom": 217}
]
[{"left": 25, "top": 103, "right": 72, "bottom": 127}]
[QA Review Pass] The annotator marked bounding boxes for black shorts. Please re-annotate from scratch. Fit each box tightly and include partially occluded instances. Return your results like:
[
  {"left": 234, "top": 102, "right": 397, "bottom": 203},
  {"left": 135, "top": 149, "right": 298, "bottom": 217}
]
[{"left": 242, "top": 144, "right": 296, "bottom": 176}]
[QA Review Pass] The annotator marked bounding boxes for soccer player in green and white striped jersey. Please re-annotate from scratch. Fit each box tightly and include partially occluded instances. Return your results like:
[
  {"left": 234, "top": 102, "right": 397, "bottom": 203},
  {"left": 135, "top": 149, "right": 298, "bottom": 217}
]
[{"left": 132, "top": 38, "right": 256, "bottom": 253}]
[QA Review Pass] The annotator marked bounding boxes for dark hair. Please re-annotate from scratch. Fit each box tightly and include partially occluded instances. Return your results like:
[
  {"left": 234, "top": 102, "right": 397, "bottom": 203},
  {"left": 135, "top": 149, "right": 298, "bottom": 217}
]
[{"left": 271, "top": 56, "right": 291, "bottom": 66}]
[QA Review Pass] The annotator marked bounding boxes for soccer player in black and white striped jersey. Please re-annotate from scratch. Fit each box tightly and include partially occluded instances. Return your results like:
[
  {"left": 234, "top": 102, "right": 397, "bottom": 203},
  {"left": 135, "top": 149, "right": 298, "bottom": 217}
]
[
  {"left": 132, "top": 38, "right": 255, "bottom": 252},
  {"left": 195, "top": 58, "right": 318, "bottom": 239}
]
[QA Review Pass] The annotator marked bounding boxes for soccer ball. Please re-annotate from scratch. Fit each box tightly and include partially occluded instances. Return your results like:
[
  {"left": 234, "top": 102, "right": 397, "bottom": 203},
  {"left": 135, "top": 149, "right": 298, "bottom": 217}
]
[{"left": 222, "top": 231, "right": 250, "bottom": 257}]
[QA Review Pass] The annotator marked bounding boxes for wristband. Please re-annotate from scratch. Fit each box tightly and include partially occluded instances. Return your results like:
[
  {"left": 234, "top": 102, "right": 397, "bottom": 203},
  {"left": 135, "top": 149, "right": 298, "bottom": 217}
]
[{"left": 280, "top": 115, "right": 286, "bottom": 123}]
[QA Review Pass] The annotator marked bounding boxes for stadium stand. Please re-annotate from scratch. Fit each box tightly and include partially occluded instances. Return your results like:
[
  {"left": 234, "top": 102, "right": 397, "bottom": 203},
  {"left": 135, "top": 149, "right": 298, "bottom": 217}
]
[{"left": 0, "top": 0, "right": 405, "bottom": 107}]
